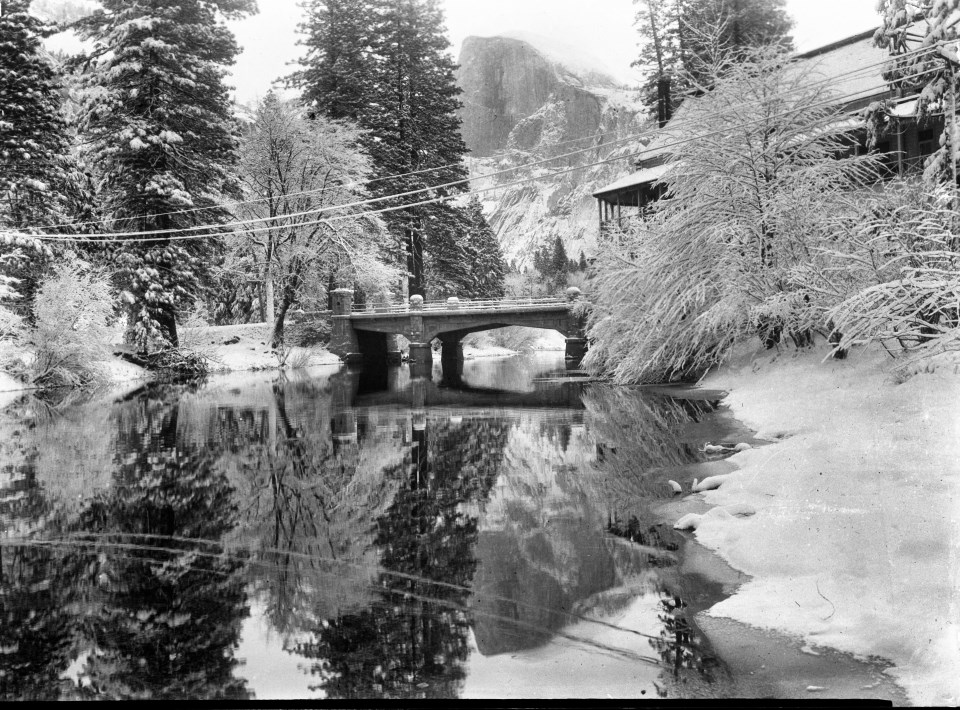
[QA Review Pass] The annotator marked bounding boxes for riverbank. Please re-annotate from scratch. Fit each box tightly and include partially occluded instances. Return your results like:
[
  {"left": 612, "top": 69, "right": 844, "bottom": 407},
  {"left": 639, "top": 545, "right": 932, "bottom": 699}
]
[
  {"left": 678, "top": 341, "right": 960, "bottom": 705},
  {"left": 0, "top": 321, "right": 542, "bottom": 397}
]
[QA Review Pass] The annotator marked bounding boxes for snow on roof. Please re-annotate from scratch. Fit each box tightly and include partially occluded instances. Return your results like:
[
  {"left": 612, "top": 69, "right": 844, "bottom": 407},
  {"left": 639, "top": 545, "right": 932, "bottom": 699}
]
[
  {"left": 889, "top": 97, "right": 918, "bottom": 118},
  {"left": 629, "top": 30, "right": 901, "bottom": 171},
  {"left": 787, "top": 30, "right": 891, "bottom": 109},
  {"left": 592, "top": 163, "right": 672, "bottom": 197}
]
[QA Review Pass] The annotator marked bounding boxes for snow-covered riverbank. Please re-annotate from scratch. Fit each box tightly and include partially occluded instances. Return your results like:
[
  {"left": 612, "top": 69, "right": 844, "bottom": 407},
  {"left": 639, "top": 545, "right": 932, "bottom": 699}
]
[{"left": 683, "top": 342, "right": 960, "bottom": 705}]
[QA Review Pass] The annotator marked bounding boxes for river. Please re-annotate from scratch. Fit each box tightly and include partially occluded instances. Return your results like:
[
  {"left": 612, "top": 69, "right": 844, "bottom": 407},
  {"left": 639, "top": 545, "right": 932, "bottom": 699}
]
[{"left": 0, "top": 352, "right": 898, "bottom": 701}]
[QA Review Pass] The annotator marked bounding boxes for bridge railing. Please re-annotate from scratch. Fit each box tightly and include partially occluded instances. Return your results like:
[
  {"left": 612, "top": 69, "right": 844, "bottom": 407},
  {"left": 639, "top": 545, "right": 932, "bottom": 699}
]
[{"left": 349, "top": 296, "right": 570, "bottom": 315}]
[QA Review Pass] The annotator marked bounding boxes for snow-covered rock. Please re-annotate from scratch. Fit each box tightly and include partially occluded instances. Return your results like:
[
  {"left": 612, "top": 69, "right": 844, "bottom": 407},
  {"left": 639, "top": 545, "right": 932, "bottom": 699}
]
[{"left": 455, "top": 35, "right": 648, "bottom": 267}]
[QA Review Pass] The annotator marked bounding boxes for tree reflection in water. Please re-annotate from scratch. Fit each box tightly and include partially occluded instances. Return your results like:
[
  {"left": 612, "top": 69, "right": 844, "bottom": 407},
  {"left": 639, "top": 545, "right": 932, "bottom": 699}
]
[
  {"left": 0, "top": 398, "right": 81, "bottom": 700},
  {"left": 294, "top": 417, "right": 510, "bottom": 699},
  {"left": 68, "top": 388, "right": 251, "bottom": 700}
]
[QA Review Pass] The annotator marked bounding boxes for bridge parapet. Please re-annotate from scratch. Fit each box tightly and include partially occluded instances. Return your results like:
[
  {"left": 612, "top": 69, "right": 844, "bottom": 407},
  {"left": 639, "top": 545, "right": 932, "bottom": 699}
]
[{"left": 349, "top": 295, "right": 570, "bottom": 315}]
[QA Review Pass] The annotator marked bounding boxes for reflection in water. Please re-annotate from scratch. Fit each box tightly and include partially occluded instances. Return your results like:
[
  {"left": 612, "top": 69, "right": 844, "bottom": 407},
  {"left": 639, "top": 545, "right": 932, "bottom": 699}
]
[{"left": 0, "top": 354, "right": 735, "bottom": 699}]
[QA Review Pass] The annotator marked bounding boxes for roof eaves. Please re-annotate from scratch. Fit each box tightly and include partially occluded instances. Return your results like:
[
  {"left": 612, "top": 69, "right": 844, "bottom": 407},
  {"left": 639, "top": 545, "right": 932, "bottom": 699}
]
[{"left": 794, "top": 28, "right": 880, "bottom": 59}]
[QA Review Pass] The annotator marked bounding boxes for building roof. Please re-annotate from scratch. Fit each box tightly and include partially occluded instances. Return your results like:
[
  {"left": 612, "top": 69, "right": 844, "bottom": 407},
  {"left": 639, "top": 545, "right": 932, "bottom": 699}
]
[
  {"left": 592, "top": 163, "right": 672, "bottom": 198},
  {"left": 787, "top": 29, "right": 890, "bottom": 111},
  {"left": 629, "top": 28, "right": 898, "bottom": 172}
]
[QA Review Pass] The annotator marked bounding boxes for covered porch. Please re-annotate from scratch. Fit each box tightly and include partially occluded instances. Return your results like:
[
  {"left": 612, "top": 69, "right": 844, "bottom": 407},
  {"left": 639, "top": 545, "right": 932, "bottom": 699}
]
[{"left": 592, "top": 162, "right": 670, "bottom": 235}]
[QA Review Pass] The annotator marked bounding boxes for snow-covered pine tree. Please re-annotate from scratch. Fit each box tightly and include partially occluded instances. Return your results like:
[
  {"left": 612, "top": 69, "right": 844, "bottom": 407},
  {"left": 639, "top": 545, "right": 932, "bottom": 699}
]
[
  {"left": 0, "top": 0, "right": 72, "bottom": 311},
  {"left": 424, "top": 196, "right": 506, "bottom": 300},
  {"left": 296, "top": 0, "right": 471, "bottom": 298},
  {"left": 292, "top": 0, "right": 378, "bottom": 122},
  {"left": 632, "top": 0, "right": 793, "bottom": 122},
  {"left": 875, "top": 0, "right": 960, "bottom": 185},
  {"left": 75, "top": 0, "right": 256, "bottom": 350},
  {"left": 462, "top": 196, "right": 505, "bottom": 299},
  {"left": 0, "top": 0, "right": 71, "bottom": 230}
]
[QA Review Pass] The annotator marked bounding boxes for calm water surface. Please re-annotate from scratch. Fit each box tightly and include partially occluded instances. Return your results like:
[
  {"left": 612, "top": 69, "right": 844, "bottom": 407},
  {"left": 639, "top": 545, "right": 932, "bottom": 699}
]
[{"left": 0, "top": 353, "right": 743, "bottom": 700}]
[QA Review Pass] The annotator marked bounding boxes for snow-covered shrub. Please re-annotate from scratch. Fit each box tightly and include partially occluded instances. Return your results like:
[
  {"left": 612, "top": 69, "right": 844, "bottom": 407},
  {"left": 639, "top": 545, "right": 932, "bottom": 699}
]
[
  {"left": 585, "top": 46, "right": 880, "bottom": 383},
  {"left": 806, "top": 183, "right": 960, "bottom": 365},
  {"left": 27, "top": 261, "right": 115, "bottom": 388}
]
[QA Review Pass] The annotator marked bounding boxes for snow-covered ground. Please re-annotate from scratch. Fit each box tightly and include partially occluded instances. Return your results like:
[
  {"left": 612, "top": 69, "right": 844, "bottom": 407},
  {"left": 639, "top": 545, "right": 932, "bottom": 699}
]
[
  {"left": 678, "top": 342, "right": 960, "bottom": 705},
  {"left": 181, "top": 322, "right": 341, "bottom": 372}
]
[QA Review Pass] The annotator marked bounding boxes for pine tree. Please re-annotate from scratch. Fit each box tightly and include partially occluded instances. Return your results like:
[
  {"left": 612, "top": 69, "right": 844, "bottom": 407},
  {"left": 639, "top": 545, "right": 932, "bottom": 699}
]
[
  {"left": 632, "top": 0, "right": 793, "bottom": 122},
  {"left": 550, "top": 235, "right": 569, "bottom": 285},
  {"left": 578, "top": 250, "right": 589, "bottom": 271},
  {"left": 462, "top": 196, "right": 505, "bottom": 298},
  {"left": 0, "top": 0, "right": 71, "bottom": 311},
  {"left": 291, "top": 0, "right": 378, "bottom": 121},
  {"left": 296, "top": 0, "right": 470, "bottom": 298},
  {"left": 0, "top": 0, "right": 71, "bottom": 230},
  {"left": 75, "top": 0, "right": 256, "bottom": 350}
]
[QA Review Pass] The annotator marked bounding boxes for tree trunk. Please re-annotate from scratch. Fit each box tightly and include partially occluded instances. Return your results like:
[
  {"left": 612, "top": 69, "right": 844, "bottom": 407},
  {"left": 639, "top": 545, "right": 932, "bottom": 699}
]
[
  {"left": 271, "top": 296, "right": 293, "bottom": 349},
  {"left": 408, "top": 224, "right": 425, "bottom": 298},
  {"left": 264, "top": 261, "right": 275, "bottom": 326},
  {"left": 157, "top": 305, "right": 179, "bottom": 349}
]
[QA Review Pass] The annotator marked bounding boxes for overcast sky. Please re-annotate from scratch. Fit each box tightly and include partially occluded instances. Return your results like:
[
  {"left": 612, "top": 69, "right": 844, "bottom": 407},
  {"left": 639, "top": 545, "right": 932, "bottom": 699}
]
[{"left": 56, "top": 0, "right": 882, "bottom": 104}]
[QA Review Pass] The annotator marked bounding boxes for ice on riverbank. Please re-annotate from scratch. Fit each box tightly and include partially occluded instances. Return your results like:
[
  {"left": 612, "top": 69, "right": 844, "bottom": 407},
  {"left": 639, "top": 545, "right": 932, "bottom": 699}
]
[{"left": 686, "top": 342, "right": 960, "bottom": 705}]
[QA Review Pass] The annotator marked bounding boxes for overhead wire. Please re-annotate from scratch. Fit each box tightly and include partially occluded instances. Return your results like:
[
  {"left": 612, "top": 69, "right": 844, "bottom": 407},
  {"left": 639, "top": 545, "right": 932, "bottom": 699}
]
[
  {"left": 4, "top": 40, "right": 945, "bottom": 238},
  {"left": 24, "top": 63, "right": 944, "bottom": 245},
  {"left": 12, "top": 41, "right": 943, "bottom": 240}
]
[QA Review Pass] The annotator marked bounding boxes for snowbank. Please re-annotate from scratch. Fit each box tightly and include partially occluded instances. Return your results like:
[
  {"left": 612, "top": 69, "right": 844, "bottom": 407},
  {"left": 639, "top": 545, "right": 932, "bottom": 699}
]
[
  {"left": 685, "top": 343, "right": 960, "bottom": 705},
  {"left": 182, "top": 322, "right": 341, "bottom": 372},
  {"left": 0, "top": 322, "right": 343, "bottom": 400}
]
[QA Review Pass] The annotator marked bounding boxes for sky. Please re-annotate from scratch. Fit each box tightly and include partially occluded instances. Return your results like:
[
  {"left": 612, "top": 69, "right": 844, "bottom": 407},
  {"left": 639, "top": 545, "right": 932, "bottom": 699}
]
[
  {"left": 40, "top": 0, "right": 883, "bottom": 104},
  {"left": 226, "top": 0, "right": 883, "bottom": 104}
]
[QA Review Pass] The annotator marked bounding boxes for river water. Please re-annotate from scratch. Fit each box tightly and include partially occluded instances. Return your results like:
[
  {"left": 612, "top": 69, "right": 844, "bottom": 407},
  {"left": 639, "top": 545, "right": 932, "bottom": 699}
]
[{"left": 0, "top": 352, "right": 774, "bottom": 700}]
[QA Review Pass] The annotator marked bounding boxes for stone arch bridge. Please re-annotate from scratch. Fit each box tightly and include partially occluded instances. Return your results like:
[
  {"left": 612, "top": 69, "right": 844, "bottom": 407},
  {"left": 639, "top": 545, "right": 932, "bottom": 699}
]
[{"left": 327, "top": 288, "right": 589, "bottom": 370}]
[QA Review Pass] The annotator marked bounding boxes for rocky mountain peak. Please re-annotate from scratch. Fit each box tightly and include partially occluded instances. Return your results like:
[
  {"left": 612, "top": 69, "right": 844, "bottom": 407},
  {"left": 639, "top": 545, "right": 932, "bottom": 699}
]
[
  {"left": 456, "top": 35, "right": 620, "bottom": 158},
  {"left": 455, "top": 35, "right": 648, "bottom": 267}
]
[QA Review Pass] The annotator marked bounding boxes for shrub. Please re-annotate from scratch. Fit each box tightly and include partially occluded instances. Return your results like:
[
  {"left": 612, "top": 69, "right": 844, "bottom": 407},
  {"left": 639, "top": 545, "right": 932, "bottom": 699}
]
[
  {"left": 802, "top": 182, "right": 960, "bottom": 365},
  {"left": 27, "top": 261, "right": 115, "bottom": 388}
]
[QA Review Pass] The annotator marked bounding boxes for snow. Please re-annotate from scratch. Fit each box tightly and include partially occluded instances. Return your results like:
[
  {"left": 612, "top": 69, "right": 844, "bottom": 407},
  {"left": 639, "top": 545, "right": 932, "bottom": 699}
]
[
  {"left": 462, "top": 591, "right": 663, "bottom": 698},
  {"left": 0, "top": 323, "right": 344, "bottom": 397},
  {"left": 678, "top": 341, "right": 960, "bottom": 705},
  {"left": 181, "top": 322, "right": 341, "bottom": 373},
  {"left": 790, "top": 33, "right": 891, "bottom": 106},
  {"left": 498, "top": 31, "right": 620, "bottom": 87},
  {"left": 593, "top": 164, "right": 671, "bottom": 198}
]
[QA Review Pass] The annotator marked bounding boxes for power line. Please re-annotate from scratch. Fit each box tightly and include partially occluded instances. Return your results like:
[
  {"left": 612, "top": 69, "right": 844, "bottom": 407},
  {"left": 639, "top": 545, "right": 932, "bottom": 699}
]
[
  {"left": 16, "top": 42, "right": 941, "bottom": 238},
  {"left": 26, "top": 68, "right": 940, "bottom": 245}
]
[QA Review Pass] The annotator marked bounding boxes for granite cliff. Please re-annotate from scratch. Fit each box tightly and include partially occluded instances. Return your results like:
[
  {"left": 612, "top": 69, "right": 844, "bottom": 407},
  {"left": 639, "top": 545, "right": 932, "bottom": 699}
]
[{"left": 456, "top": 34, "right": 649, "bottom": 266}]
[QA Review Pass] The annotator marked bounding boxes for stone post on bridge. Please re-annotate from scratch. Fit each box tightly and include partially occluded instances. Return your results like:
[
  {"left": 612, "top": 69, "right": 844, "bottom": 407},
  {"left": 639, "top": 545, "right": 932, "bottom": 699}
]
[
  {"left": 564, "top": 287, "right": 589, "bottom": 362},
  {"left": 407, "top": 295, "right": 433, "bottom": 378},
  {"left": 329, "top": 288, "right": 362, "bottom": 363}
]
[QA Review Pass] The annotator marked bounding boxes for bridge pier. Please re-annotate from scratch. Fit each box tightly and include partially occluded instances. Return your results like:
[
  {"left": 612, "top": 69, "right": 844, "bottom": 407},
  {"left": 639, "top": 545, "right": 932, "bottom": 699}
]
[
  {"left": 386, "top": 334, "right": 402, "bottom": 364},
  {"left": 439, "top": 332, "right": 464, "bottom": 363},
  {"left": 409, "top": 342, "right": 433, "bottom": 379},
  {"left": 565, "top": 337, "right": 588, "bottom": 361},
  {"left": 329, "top": 288, "right": 362, "bottom": 363}
]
